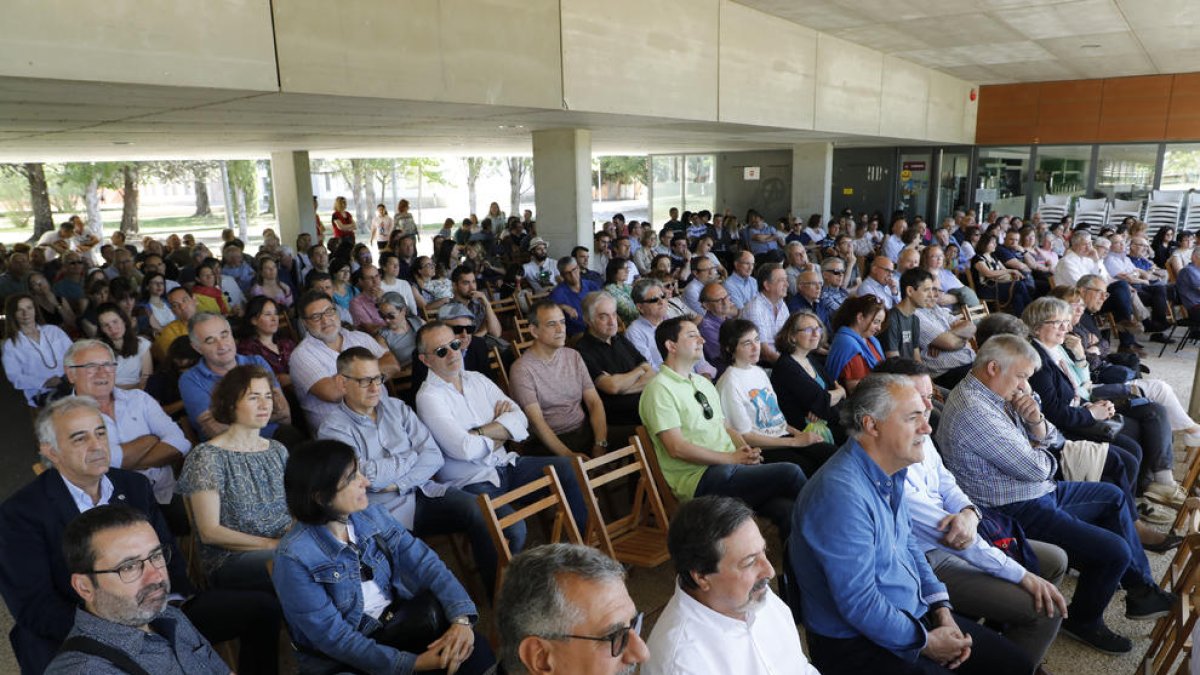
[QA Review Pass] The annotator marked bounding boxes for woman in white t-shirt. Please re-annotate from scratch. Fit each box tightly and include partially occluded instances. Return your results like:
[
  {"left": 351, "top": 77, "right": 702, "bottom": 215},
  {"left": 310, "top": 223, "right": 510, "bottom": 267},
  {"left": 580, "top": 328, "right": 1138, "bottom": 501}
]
[
  {"left": 715, "top": 318, "right": 836, "bottom": 476},
  {"left": 377, "top": 251, "right": 420, "bottom": 316}
]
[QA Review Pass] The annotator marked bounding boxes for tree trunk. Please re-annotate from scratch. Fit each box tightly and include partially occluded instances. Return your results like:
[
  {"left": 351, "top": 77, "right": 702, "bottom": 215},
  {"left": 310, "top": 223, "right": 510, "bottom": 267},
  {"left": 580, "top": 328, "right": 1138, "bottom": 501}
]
[
  {"left": 235, "top": 186, "right": 249, "bottom": 240},
  {"left": 350, "top": 159, "right": 366, "bottom": 235},
  {"left": 193, "top": 178, "right": 211, "bottom": 217},
  {"left": 365, "top": 178, "right": 377, "bottom": 227},
  {"left": 120, "top": 164, "right": 139, "bottom": 234},
  {"left": 24, "top": 163, "right": 54, "bottom": 243},
  {"left": 466, "top": 158, "right": 482, "bottom": 216},
  {"left": 85, "top": 176, "right": 103, "bottom": 237},
  {"left": 508, "top": 158, "right": 522, "bottom": 218}
]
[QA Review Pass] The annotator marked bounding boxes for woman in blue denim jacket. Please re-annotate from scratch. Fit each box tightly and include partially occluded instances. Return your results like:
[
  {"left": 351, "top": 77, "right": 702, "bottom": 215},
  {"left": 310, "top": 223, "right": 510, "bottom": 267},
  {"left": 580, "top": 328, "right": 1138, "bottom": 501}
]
[{"left": 273, "top": 439, "right": 495, "bottom": 674}]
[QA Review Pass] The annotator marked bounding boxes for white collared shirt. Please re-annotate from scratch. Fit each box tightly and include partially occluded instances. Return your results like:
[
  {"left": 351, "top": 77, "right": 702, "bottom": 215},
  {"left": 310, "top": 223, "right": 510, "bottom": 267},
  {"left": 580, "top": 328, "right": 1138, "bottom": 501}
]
[
  {"left": 61, "top": 473, "right": 115, "bottom": 513},
  {"left": 644, "top": 583, "right": 819, "bottom": 675}
]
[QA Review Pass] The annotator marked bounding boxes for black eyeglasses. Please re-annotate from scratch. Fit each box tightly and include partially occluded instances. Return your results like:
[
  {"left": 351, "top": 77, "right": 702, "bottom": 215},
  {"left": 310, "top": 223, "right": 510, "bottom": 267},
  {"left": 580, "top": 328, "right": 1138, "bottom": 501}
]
[
  {"left": 89, "top": 547, "right": 171, "bottom": 583},
  {"left": 551, "top": 612, "right": 643, "bottom": 658},
  {"left": 432, "top": 339, "right": 463, "bottom": 358},
  {"left": 342, "top": 374, "right": 386, "bottom": 388},
  {"left": 449, "top": 324, "right": 473, "bottom": 335}
]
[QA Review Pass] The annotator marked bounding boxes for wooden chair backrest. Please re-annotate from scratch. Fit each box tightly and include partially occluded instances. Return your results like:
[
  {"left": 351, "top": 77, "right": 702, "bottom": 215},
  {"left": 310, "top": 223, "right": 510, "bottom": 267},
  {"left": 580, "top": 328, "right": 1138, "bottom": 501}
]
[
  {"left": 635, "top": 426, "right": 679, "bottom": 518},
  {"left": 573, "top": 442, "right": 671, "bottom": 568}
]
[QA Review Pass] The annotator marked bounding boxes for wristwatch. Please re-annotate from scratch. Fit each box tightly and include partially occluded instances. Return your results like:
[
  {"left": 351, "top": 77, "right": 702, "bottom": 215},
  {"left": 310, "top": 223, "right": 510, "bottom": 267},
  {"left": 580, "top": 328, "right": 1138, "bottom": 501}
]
[
  {"left": 595, "top": 440, "right": 609, "bottom": 449},
  {"left": 451, "top": 615, "right": 475, "bottom": 627}
]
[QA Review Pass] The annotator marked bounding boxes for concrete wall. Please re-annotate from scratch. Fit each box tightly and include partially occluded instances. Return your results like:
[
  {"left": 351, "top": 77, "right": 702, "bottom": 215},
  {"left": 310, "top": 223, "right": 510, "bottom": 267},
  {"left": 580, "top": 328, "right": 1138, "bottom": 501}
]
[
  {"left": 715, "top": 150, "right": 793, "bottom": 221},
  {"left": 0, "top": 0, "right": 278, "bottom": 90}
]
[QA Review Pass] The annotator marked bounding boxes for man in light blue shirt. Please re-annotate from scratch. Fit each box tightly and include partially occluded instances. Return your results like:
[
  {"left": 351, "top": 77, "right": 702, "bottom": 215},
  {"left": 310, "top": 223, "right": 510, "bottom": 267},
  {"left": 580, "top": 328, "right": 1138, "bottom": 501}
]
[
  {"left": 317, "top": 347, "right": 501, "bottom": 595},
  {"left": 791, "top": 373, "right": 1032, "bottom": 675},
  {"left": 723, "top": 250, "right": 758, "bottom": 310}
]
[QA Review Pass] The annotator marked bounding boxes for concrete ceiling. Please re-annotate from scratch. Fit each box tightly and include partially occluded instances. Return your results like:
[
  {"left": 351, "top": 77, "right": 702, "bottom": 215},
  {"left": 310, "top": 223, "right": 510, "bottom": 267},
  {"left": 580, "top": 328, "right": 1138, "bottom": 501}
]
[
  {"left": 739, "top": 0, "right": 1200, "bottom": 84},
  {"left": 0, "top": 76, "right": 912, "bottom": 163}
]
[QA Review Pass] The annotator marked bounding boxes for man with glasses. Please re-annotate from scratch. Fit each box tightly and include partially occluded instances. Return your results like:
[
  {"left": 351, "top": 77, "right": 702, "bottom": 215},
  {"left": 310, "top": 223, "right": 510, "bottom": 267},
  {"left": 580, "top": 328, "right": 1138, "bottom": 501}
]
[
  {"left": 349, "top": 263, "right": 389, "bottom": 335},
  {"left": 682, "top": 256, "right": 717, "bottom": 316},
  {"left": 1104, "top": 234, "right": 1170, "bottom": 337},
  {"left": 497, "top": 543, "right": 648, "bottom": 674},
  {"left": 1074, "top": 274, "right": 1145, "bottom": 373},
  {"left": 789, "top": 268, "right": 830, "bottom": 330},
  {"left": 1056, "top": 232, "right": 1141, "bottom": 349},
  {"left": 698, "top": 281, "right": 737, "bottom": 369},
  {"left": 43, "top": 504, "right": 230, "bottom": 674},
  {"left": 639, "top": 317, "right": 806, "bottom": 542},
  {"left": 65, "top": 340, "right": 189, "bottom": 515},
  {"left": 413, "top": 322, "right": 589, "bottom": 576},
  {"left": 626, "top": 278, "right": 715, "bottom": 376},
  {"left": 549, "top": 256, "right": 600, "bottom": 338},
  {"left": 783, "top": 242, "right": 810, "bottom": 296},
  {"left": 450, "top": 265, "right": 503, "bottom": 340},
  {"left": 291, "top": 291, "right": 399, "bottom": 434},
  {"left": 318, "top": 347, "right": 503, "bottom": 595},
  {"left": 645, "top": 496, "right": 819, "bottom": 675},
  {"left": 723, "top": 251, "right": 757, "bottom": 310},
  {"left": 857, "top": 255, "right": 900, "bottom": 310},
  {"left": 179, "top": 313, "right": 296, "bottom": 443},
  {"left": 151, "top": 287, "right": 195, "bottom": 363},
  {"left": 509, "top": 301, "right": 608, "bottom": 458},
  {"left": 0, "top": 397, "right": 278, "bottom": 675},
  {"left": 819, "top": 257, "right": 851, "bottom": 317}
]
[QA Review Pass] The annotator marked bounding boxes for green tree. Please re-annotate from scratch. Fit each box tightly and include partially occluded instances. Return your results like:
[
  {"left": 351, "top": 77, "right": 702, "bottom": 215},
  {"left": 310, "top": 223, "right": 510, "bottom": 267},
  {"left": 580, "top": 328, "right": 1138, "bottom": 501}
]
[
  {"left": 226, "top": 160, "right": 258, "bottom": 238},
  {"left": 56, "top": 162, "right": 124, "bottom": 236},
  {"left": 0, "top": 163, "right": 55, "bottom": 241}
]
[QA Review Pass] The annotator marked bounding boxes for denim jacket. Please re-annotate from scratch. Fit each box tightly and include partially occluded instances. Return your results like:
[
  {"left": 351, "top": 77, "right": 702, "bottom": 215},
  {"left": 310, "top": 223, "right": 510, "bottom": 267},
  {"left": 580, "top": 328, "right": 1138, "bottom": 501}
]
[{"left": 273, "top": 504, "right": 477, "bottom": 675}]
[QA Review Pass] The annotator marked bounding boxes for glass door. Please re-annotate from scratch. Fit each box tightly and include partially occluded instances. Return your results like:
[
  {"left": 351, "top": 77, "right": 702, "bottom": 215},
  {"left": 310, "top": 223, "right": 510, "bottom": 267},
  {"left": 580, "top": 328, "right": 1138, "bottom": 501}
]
[
  {"left": 936, "top": 149, "right": 970, "bottom": 225},
  {"left": 897, "top": 151, "right": 933, "bottom": 223}
]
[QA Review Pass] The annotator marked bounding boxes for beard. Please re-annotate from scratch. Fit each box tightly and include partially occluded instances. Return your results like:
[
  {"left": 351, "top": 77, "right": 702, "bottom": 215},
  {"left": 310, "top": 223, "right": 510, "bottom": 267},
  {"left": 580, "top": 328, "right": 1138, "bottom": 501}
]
[{"left": 92, "top": 580, "right": 169, "bottom": 628}]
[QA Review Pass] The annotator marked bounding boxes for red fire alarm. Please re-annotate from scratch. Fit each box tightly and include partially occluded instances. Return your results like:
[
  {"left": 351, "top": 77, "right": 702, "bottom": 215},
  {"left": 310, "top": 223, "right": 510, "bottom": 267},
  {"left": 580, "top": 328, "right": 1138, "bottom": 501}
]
[{"left": 970, "top": 89, "right": 977, "bottom": 102}]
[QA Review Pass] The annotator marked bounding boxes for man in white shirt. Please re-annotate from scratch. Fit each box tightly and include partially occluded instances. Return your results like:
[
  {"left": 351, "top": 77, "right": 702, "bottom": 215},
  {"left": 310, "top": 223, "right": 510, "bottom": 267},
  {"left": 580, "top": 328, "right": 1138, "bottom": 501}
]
[
  {"left": 738, "top": 263, "right": 789, "bottom": 364},
  {"left": 857, "top": 255, "right": 899, "bottom": 310},
  {"left": 413, "top": 321, "right": 589, "bottom": 581},
  {"left": 645, "top": 495, "right": 819, "bottom": 675},
  {"left": 882, "top": 217, "right": 907, "bottom": 262},
  {"left": 1103, "top": 234, "right": 1170, "bottom": 334},
  {"left": 626, "top": 278, "right": 715, "bottom": 377},
  {"left": 522, "top": 237, "right": 558, "bottom": 292},
  {"left": 1055, "top": 232, "right": 1141, "bottom": 340},
  {"left": 875, "top": 359, "right": 1068, "bottom": 669},
  {"left": 681, "top": 256, "right": 717, "bottom": 316}
]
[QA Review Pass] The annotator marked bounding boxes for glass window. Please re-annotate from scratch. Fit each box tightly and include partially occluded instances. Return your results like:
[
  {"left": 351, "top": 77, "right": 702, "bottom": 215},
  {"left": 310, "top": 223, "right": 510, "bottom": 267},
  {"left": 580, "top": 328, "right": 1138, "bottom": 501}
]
[
  {"left": 651, "top": 155, "right": 682, "bottom": 226},
  {"left": 975, "top": 147, "right": 1031, "bottom": 218},
  {"left": 936, "top": 151, "right": 970, "bottom": 225},
  {"left": 1095, "top": 144, "right": 1157, "bottom": 201},
  {"left": 684, "top": 155, "right": 715, "bottom": 216},
  {"left": 1162, "top": 144, "right": 1200, "bottom": 191},
  {"left": 1032, "top": 145, "right": 1090, "bottom": 203}
]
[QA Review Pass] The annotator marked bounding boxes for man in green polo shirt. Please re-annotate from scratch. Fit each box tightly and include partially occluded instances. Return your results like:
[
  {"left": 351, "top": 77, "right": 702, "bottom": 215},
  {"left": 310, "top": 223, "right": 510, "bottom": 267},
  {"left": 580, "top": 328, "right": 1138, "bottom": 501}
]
[{"left": 638, "top": 317, "right": 807, "bottom": 542}]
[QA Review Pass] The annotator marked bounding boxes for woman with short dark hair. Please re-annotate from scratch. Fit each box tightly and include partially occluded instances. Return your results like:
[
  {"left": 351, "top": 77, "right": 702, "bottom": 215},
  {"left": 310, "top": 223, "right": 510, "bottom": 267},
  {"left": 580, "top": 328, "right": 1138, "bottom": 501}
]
[
  {"left": 274, "top": 439, "right": 495, "bottom": 675},
  {"left": 178, "top": 365, "right": 290, "bottom": 592}
]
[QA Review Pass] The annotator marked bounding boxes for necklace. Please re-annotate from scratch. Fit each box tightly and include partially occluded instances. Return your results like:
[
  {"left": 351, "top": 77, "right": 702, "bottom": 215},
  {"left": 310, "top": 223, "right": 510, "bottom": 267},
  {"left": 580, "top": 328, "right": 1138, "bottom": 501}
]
[{"left": 24, "top": 329, "right": 58, "bottom": 370}]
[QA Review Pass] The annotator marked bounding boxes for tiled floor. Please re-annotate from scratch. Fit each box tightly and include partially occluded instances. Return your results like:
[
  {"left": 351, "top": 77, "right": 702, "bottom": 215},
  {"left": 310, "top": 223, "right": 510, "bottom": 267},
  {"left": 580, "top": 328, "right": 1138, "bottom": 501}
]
[{"left": 1, "top": 335, "right": 1197, "bottom": 673}]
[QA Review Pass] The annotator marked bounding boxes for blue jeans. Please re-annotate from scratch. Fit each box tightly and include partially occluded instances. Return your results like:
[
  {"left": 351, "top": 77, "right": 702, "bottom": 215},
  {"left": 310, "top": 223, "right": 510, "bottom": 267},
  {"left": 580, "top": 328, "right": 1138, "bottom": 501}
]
[
  {"left": 414, "top": 489, "right": 501, "bottom": 600},
  {"left": 995, "top": 481, "right": 1154, "bottom": 628},
  {"left": 460, "top": 456, "right": 589, "bottom": 577},
  {"left": 695, "top": 463, "right": 807, "bottom": 541}
]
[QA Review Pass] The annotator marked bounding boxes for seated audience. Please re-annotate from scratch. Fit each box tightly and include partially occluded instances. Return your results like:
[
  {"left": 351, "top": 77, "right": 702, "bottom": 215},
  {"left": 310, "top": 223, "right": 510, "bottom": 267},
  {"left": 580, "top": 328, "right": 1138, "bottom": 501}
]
[
  {"left": 94, "top": 302, "right": 151, "bottom": 389},
  {"left": 249, "top": 256, "right": 293, "bottom": 309},
  {"left": 877, "top": 358, "right": 1068, "bottom": 668},
  {"left": 413, "top": 322, "right": 588, "bottom": 576},
  {"left": 825, "top": 294, "right": 886, "bottom": 392},
  {"left": 350, "top": 263, "right": 388, "bottom": 335},
  {"left": 911, "top": 279, "right": 978, "bottom": 389},
  {"left": 771, "top": 310, "right": 845, "bottom": 438},
  {"left": 521, "top": 237, "right": 557, "bottom": 291},
  {"left": 922, "top": 244, "right": 979, "bottom": 309},
  {"left": 0, "top": 397, "right": 279, "bottom": 675},
  {"left": 191, "top": 259, "right": 230, "bottom": 315},
  {"left": 548, "top": 255, "right": 600, "bottom": 337},
  {"left": 177, "top": 365, "right": 292, "bottom": 593},
  {"left": 42, "top": 505, "right": 231, "bottom": 674},
  {"left": 291, "top": 291, "right": 398, "bottom": 434},
  {"left": 273, "top": 440, "right": 494, "bottom": 675},
  {"left": 626, "top": 277, "right": 715, "bottom": 376},
  {"left": 738, "top": 263, "right": 789, "bottom": 364},
  {"left": 376, "top": 291, "right": 424, "bottom": 367},
  {"left": 495, "top": 544, "right": 648, "bottom": 674},
  {"left": 3, "top": 293, "right": 73, "bottom": 406},
  {"left": 938, "top": 336, "right": 1176, "bottom": 654},
  {"left": 639, "top": 317, "right": 806, "bottom": 542},
  {"left": 1177, "top": 246, "right": 1200, "bottom": 315},
  {"left": 792, "top": 373, "right": 1034, "bottom": 675},
  {"left": 681, "top": 256, "right": 718, "bottom": 316},
  {"left": 509, "top": 301, "right": 608, "bottom": 457},
  {"left": 235, "top": 296, "right": 295, "bottom": 387},
  {"left": 152, "top": 286, "right": 197, "bottom": 363},
  {"left": 575, "top": 291, "right": 652, "bottom": 443},
  {"left": 448, "top": 264, "right": 502, "bottom": 341},
  {"left": 881, "top": 268, "right": 933, "bottom": 362},
  {"left": 604, "top": 256, "right": 639, "bottom": 325},
  {"left": 723, "top": 251, "right": 757, "bottom": 310},
  {"left": 856, "top": 255, "right": 899, "bottom": 310},
  {"left": 27, "top": 271, "right": 75, "bottom": 329},
  {"left": 645, "top": 496, "right": 819, "bottom": 675},
  {"left": 716, "top": 319, "right": 836, "bottom": 476},
  {"left": 1056, "top": 233, "right": 1139, "bottom": 346}
]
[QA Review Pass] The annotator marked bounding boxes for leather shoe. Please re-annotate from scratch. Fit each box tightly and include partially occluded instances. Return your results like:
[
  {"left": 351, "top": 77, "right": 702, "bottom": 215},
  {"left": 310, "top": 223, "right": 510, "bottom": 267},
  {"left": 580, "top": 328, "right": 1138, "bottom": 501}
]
[{"left": 1144, "top": 532, "right": 1183, "bottom": 554}]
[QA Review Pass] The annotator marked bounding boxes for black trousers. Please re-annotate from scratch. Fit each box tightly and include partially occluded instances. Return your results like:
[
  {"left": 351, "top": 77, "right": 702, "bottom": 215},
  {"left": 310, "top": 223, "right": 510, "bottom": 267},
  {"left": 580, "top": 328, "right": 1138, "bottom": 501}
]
[
  {"left": 806, "top": 612, "right": 1036, "bottom": 675},
  {"left": 184, "top": 588, "right": 283, "bottom": 675}
]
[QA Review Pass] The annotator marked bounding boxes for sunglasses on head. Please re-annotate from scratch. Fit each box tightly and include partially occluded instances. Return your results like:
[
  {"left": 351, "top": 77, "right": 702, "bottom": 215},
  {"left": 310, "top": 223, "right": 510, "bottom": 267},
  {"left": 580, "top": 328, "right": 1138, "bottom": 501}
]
[{"left": 433, "top": 339, "right": 463, "bottom": 358}]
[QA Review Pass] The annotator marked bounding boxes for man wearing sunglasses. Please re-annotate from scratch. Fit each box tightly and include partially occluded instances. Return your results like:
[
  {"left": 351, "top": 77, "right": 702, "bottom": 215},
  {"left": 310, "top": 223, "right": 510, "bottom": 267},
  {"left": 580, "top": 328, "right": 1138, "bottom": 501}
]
[
  {"left": 0, "top": 397, "right": 278, "bottom": 674},
  {"left": 497, "top": 543, "right": 648, "bottom": 674},
  {"left": 44, "top": 504, "right": 230, "bottom": 674},
  {"left": 414, "top": 322, "right": 589, "bottom": 573},
  {"left": 639, "top": 317, "right": 806, "bottom": 543},
  {"left": 645, "top": 496, "right": 818, "bottom": 675}
]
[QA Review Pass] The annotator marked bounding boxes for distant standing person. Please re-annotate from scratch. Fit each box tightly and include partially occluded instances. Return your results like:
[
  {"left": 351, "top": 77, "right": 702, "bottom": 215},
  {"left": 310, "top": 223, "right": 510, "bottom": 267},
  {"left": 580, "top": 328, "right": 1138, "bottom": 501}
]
[{"left": 331, "top": 196, "right": 355, "bottom": 239}]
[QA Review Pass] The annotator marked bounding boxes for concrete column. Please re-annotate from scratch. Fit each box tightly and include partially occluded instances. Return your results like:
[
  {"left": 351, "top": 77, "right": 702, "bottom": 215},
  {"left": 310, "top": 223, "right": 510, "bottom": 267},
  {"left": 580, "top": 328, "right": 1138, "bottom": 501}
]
[
  {"left": 791, "top": 142, "right": 834, "bottom": 220},
  {"left": 531, "top": 129, "right": 593, "bottom": 258},
  {"left": 270, "top": 151, "right": 316, "bottom": 246}
]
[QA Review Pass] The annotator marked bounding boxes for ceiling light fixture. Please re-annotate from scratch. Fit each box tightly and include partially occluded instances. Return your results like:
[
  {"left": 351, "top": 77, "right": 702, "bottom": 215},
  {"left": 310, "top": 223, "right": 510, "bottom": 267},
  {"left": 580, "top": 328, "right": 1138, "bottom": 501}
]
[
  {"left": 1080, "top": 43, "right": 1101, "bottom": 49},
  {"left": 112, "top": 141, "right": 134, "bottom": 145}
]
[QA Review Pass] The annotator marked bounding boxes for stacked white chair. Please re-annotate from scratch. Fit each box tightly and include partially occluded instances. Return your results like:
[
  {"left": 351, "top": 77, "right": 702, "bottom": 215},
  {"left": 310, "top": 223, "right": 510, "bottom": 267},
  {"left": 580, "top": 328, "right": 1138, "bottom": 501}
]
[
  {"left": 1074, "top": 197, "right": 1109, "bottom": 230},
  {"left": 1036, "top": 194, "right": 1070, "bottom": 224},
  {"left": 1186, "top": 192, "right": 1200, "bottom": 232},
  {"left": 1145, "top": 191, "right": 1185, "bottom": 228},
  {"left": 1106, "top": 198, "right": 1144, "bottom": 228}
]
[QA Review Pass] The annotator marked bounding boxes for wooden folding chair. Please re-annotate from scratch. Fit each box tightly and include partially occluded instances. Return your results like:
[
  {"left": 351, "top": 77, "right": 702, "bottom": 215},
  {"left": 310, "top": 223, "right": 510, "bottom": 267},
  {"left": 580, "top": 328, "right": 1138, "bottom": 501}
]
[
  {"left": 635, "top": 426, "right": 680, "bottom": 518},
  {"left": 573, "top": 442, "right": 671, "bottom": 568},
  {"left": 960, "top": 304, "right": 990, "bottom": 324},
  {"left": 476, "top": 465, "right": 583, "bottom": 599},
  {"left": 491, "top": 296, "right": 521, "bottom": 341},
  {"left": 385, "top": 362, "right": 416, "bottom": 403},
  {"left": 1143, "top": 544, "right": 1200, "bottom": 674},
  {"left": 1161, "top": 534, "right": 1200, "bottom": 592},
  {"left": 488, "top": 346, "right": 510, "bottom": 394},
  {"left": 514, "top": 317, "right": 533, "bottom": 343}
]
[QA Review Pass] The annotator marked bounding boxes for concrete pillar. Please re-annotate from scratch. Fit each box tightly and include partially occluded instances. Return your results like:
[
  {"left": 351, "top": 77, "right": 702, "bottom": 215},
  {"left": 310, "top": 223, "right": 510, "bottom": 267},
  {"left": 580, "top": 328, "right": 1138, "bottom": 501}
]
[
  {"left": 531, "top": 129, "right": 593, "bottom": 258},
  {"left": 791, "top": 142, "right": 834, "bottom": 221},
  {"left": 270, "top": 151, "right": 316, "bottom": 247}
]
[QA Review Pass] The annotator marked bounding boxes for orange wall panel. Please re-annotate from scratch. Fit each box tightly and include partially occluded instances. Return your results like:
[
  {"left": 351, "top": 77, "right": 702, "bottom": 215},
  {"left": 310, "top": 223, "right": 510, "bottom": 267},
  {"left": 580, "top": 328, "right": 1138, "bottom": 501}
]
[{"left": 977, "top": 71, "right": 1200, "bottom": 145}]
